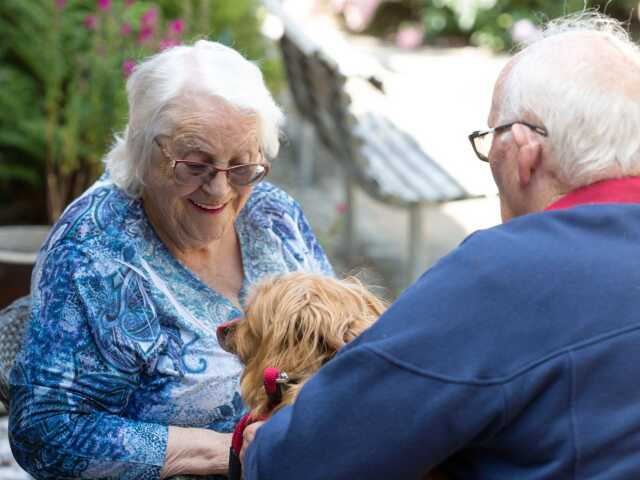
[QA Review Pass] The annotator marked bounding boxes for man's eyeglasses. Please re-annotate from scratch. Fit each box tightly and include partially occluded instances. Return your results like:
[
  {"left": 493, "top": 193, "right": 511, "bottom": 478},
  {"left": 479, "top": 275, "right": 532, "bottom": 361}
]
[
  {"left": 468, "top": 122, "right": 548, "bottom": 162},
  {"left": 154, "top": 136, "right": 270, "bottom": 187}
]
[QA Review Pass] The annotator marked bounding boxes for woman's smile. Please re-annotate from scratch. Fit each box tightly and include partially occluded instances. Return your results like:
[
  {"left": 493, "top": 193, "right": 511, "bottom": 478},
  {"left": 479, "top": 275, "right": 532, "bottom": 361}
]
[{"left": 189, "top": 198, "right": 228, "bottom": 214}]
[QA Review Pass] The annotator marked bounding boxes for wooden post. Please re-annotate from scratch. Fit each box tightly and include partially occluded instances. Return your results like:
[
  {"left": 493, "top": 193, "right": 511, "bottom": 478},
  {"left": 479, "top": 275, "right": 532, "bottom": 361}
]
[
  {"left": 298, "top": 120, "right": 315, "bottom": 187},
  {"left": 406, "top": 204, "right": 424, "bottom": 285},
  {"left": 344, "top": 175, "right": 356, "bottom": 258}
]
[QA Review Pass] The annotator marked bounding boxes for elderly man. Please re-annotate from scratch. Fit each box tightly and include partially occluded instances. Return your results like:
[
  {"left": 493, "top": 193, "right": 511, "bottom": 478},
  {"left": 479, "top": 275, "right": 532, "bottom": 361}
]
[{"left": 240, "top": 12, "right": 640, "bottom": 479}]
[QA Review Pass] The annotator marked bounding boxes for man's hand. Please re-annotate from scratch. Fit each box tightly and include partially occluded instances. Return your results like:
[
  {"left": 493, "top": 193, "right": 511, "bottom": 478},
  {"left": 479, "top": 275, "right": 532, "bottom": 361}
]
[{"left": 240, "top": 420, "right": 266, "bottom": 464}]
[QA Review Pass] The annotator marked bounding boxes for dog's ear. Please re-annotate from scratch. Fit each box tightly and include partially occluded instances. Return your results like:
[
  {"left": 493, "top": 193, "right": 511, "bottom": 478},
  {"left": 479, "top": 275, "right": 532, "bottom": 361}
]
[{"left": 217, "top": 317, "right": 242, "bottom": 354}]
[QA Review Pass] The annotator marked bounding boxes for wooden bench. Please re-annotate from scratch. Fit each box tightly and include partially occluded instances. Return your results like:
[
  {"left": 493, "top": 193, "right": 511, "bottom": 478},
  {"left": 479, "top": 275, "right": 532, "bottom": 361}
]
[{"left": 273, "top": 11, "right": 477, "bottom": 284}]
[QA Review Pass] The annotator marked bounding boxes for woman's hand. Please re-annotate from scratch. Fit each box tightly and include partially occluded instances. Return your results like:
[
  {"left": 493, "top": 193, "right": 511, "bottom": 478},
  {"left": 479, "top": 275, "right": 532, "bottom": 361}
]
[
  {"left": 160, "top": 426, "right": 231, "bottom": 478},
  {"left": 239, "top": 420, "right": 265, "bottom": 464}
]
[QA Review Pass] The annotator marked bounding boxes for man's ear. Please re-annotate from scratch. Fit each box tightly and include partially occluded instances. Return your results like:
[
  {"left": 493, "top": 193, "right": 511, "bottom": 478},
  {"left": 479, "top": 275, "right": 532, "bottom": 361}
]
[{"left": 512, "top": 123, "right": 542, "bottom": 187}]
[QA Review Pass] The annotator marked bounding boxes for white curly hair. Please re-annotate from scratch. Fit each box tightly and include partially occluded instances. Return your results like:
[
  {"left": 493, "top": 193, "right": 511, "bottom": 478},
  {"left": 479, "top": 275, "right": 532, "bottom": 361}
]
[
  {"left": 104, "top": 40, "right": 284, "bottom": 197},
  {"left": 499, "top": 11, "right": 640, "bottom": 188}
]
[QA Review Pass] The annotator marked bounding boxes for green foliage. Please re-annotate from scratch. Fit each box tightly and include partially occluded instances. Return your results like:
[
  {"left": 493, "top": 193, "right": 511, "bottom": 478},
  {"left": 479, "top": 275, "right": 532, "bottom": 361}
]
[
  {"left": 420, "top": 0, "right": 640, "bottom": 50},
  {"left": 0, "top": 0, "right": 281, "bottom": 223}
]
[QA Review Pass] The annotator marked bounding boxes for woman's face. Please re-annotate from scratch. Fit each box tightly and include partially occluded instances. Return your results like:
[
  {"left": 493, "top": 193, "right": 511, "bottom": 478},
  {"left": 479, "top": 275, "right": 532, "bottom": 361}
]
[{"left": 143, "top": 95, "right": 262, "bottom": 252}]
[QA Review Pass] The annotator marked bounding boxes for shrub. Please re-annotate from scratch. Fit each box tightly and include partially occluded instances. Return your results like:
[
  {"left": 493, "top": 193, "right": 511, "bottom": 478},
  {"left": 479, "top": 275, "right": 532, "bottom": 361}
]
[
  {"left": 453, "top": 0, "right": 639, "bottom": 51},
  {"left": 337, "top": 1, "right": 639, "bottom": 50},
  {"left": 0, "top": 0, "right": 281, "bottom": 223}
]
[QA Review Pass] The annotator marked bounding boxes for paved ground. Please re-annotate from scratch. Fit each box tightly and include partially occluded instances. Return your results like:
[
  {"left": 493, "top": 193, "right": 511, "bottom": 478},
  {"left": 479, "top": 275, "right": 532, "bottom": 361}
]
[{"left": 0, "top": 13, "right": 510, "bottom": 477}]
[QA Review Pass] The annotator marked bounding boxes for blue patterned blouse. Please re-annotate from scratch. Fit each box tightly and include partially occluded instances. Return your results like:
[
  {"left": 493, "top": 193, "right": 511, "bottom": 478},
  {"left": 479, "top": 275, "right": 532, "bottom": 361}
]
[{"left": 9, "top": 176, "right": 332, "bottom": 479}]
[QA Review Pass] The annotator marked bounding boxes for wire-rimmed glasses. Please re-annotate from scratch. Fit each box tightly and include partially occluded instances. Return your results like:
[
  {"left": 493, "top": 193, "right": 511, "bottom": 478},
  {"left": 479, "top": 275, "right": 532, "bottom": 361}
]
[
  {"left": 468, "top": 122, "right": 548, "bottom": 162},
  {"left": 154, "top": 136, "right": 270, "bottom": 187}
]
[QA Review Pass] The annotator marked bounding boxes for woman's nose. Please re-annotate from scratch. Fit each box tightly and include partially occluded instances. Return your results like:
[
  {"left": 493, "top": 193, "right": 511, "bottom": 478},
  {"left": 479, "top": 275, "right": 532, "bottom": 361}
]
[{"left": 201, "top": 170, "right": 231, "bottom": 197}]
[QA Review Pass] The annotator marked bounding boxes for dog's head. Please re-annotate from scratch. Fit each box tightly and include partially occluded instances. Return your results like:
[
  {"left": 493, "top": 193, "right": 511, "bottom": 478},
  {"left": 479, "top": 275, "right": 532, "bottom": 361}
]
[{"left": 217, "top": 272, "right": 386, "bottom": 416}]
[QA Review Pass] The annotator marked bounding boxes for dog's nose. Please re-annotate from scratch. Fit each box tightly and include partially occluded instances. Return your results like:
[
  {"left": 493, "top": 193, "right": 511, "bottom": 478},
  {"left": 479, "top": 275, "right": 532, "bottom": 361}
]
[{"left": 217, "top": 317, "right": 242, "bottom": 353}]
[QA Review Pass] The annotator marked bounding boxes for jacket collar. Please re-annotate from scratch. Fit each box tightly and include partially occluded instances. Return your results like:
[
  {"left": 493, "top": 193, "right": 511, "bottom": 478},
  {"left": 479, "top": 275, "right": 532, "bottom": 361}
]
[{"left": 545, "top": 177, "right": 640, "bottom": 211}]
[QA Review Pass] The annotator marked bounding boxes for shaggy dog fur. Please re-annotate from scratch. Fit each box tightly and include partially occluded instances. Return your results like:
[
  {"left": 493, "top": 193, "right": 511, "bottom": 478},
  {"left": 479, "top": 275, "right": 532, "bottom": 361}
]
[
  {"left": 219, "top": 272, "right": 386, "bottom": 418},
  {"left": 219, "top": 272, "right": 448, "bottom": 480}
]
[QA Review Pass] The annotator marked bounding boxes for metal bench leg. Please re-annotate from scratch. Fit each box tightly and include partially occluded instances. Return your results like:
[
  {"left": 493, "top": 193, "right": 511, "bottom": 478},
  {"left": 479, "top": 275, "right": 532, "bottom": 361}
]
[
  {"left": 344, "top": 175, "right": 356, "bottom": 258},
  {"left": 407, "top": 204, "right": 424, "bottom": 285},
  {"left": 298, "top": 120, "right": 315, "bottom": 187}
]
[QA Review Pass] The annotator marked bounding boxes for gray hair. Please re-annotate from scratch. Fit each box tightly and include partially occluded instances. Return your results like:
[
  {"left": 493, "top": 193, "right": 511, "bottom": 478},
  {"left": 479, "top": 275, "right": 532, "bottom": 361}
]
[
  {"left": 500, "top": 12, "right": 640, "bottom": 188},
  {"left": 104, "top": 40, "right": 284, "bottom": 197}
]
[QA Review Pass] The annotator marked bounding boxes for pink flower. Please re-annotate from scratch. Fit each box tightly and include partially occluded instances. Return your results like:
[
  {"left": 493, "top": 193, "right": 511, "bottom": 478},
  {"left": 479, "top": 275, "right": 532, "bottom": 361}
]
[
  {"left": 97, "top": 0, "right": 110, "bottom": 11},
  {"left": 120, "top": 22, "right": 132, "bottom": 36},
  {"left": 511, "top": 19, "right": 540, "bottom": 45},
  {"left": 138, "top": 9, "right": 157, "bottom": 44},
  {"left": 159, "top": 38, "right": 179, "bottom": 51},
  {"left": 168, "top": 19, "right": 184, "bottom": 36},
  {"left": 54, "top": 0, "right": 66, "bottom": 10},
  {"left": 336, "top": 202, "right": 348, "bottom": 215},
  {"left": 343, "top": 0, "right": 381, "bottom": 33},
  {"left": 122, "top": 59, "right": 136, "bottom": 77},
  {"left": 141, "top": 7, "right": 158, "bottom": 28},
  {"left": 138, "top": 25, "right": 154, "bottom": 44},
  {"left": 395, "top": 24, "right": 424, "bottom": 49},
  {"left": 330, "top": 0, "right": 347, "bottom": 14},
  {"left": 84, "top": 14, "right": 98, "bottom": 30}
]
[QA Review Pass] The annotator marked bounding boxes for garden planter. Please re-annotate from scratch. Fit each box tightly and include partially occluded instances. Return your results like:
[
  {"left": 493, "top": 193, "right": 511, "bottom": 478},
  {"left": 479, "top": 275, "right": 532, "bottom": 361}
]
[{"left": 0, "top": 226, "right": 49, "bottom": 309}]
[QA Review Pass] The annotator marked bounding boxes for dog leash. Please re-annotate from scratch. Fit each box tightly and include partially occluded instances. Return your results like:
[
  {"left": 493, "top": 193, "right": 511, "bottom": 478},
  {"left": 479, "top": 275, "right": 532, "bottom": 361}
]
[{"left": 228, "top": 367, "right": 289, "bottom": 480}]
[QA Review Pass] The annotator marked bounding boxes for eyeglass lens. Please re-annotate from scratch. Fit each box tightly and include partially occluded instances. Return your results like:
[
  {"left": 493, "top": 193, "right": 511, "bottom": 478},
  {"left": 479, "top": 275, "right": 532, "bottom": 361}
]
[
  {"left": 175, "top": 162, "right": 267, "bottom": 187},
  {"left": 474, "top": 132, "right": 493, "bottom": 160}
]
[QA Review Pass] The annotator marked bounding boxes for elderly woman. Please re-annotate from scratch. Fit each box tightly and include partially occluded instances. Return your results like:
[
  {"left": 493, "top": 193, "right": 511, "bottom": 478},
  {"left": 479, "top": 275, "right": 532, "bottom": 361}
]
[{"left": 9, "top": 40, "right": 332, "bottom": 479}]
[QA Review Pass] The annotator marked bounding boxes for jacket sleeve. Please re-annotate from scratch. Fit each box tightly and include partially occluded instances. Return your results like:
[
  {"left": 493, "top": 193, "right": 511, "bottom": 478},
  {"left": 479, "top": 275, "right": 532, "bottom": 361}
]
[
  {"left": 9, "top": 248, "right": 168, "bottom": 479},
  {"left": 243, "top": 344, "right": 505, "bottom": 480}
]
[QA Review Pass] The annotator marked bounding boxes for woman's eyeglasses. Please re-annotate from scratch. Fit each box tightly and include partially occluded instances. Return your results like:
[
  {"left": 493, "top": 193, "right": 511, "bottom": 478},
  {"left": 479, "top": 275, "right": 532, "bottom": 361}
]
[
  {"left": 468, "top": 122, "right": 548, "bottom": 162},
  {"left": 154, "top": 137, "right": 270, "bottom": 187}
]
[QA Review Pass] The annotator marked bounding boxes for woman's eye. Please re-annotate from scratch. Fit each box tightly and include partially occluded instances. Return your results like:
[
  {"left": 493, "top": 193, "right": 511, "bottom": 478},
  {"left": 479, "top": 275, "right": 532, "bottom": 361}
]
[{"left": 183, "top": 162, "right": 209, "bottom": 175}]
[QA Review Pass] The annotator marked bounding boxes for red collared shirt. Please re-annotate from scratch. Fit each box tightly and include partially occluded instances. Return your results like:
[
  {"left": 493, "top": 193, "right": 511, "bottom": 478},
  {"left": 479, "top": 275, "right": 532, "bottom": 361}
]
[{"left": 545, "top": 177, "right": 640, "bottom": 211}]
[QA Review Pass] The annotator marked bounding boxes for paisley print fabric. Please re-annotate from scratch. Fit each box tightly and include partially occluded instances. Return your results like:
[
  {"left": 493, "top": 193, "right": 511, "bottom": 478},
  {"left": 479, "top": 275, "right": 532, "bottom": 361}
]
[{"left": 9, "top": 176, "right": 332, "bottom": 479}]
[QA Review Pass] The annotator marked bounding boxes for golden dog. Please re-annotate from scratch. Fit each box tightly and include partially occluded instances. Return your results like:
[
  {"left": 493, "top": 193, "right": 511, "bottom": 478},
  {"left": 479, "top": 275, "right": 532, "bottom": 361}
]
[
  {"left": 218, "top": 272, "right": 386, "bottom": 417},
  {"left": 218, "top": 272, "right": 448, "bottom": 479}
]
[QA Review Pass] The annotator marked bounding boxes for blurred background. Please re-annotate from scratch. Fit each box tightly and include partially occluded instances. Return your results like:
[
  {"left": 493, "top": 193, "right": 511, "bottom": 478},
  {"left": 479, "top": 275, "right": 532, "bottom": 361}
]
[
  {"left": 1, "top": 0, "right": 639, "bottom": 477},
  {"left": 1, "top": 0, "right": 639, "bottom": 302}
]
